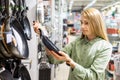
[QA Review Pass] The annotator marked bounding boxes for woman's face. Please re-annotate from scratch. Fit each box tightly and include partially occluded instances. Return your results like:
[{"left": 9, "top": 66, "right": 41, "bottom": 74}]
[{"left": 80, "top": 16, "right": 92, "bottom": 37}]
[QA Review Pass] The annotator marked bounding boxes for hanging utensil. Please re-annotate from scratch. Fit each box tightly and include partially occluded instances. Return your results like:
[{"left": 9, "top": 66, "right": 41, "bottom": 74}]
[
  {"left": 15, "top": 0, "right": 32, "bottom": 40},
  {"left": 13, "top": 59, "right": 31, "bottom": 80},
  {"left": 1, "top": 17, "right": 29, "bottom": 59},
  {"left": 20, "top": 16, "right": 32, "bottom": 40},
  {"left": 9, "top": 17, "right": 29, "bottom": 58},
  {"left": 21, "top": 0, "right": 32, "bottom": 40},
  {"left": 0, "top": 18, "right": 13, "bottom": 58},
  {"left": 0, "top": 0, "right": 29, "bottom": 59},
  {"left": 0, "top": 0, "right": 12, "bottom": 58}
]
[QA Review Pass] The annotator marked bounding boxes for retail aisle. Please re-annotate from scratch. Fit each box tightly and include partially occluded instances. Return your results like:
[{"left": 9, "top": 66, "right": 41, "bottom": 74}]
[{"left": 55, "top": 35, "right": 78, "bottom": 80}]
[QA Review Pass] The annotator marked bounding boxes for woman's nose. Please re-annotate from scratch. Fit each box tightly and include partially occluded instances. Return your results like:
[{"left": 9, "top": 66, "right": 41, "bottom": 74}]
[{"left": 81, "top": 24, "right": 85, "bottom": 29}]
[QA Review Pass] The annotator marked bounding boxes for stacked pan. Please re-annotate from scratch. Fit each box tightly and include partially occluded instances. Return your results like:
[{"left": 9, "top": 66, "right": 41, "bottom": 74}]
[{"left": 0, "top": 0, "right": 31, "bottom": 59}]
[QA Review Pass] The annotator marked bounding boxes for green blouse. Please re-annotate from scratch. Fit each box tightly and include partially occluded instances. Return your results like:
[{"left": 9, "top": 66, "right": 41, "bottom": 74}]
[{"left": 48, "top": 37, "right": 112, "bottom": 80}]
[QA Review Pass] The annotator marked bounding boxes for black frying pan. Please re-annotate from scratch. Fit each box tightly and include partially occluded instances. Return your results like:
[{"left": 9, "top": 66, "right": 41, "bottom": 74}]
[
  {"left": 0, "top": 69, "right": 13, "bottom": 80},
  {"left": 0, "top": 40, "right": 12, "bottom": 58},
  {"left": 15, "top": 0, "right": 32, "bottom": 40},
  {"left": 0, "top": 0, "right": 29, "bottom": 59},
  {"left": 0, "top": 23, "right": 12, "bottom": 58},
  {"left": 19, "top": 64, "right": 31, "bottom": 80},
  {"left": 20, "top": 16, "right": 32, "bottom": 40},
  {"left": 13, "top": 63, "right": 31, "bottom": 80},
  {"left": 1, "top": 17, "right": 29, "bottom": 59},
  {"left": 0, "top": 50, "right": 6, "bottom": 59},
  {"left": 9, "top": 17, "right": 29, "bottom": 59}
]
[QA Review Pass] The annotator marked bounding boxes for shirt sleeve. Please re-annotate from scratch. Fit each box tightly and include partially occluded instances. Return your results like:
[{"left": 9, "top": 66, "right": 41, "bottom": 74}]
[
  {"left": 71, "top": 42, "right": 112, "bottom": 80},
  {"left": 61, "top": 42, "right": 73, "bottom": 57}
]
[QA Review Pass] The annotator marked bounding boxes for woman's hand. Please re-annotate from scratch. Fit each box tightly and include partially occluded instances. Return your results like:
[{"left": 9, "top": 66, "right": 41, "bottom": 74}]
[
  {"left": 45, "top": 48, "right": 69, "bottom": 61},
  {"left": 66, "top": 58, "right": 76, "bottom": 69},
  {"left": 51, "top": 51, "right": 70, "bottom": 61},
  {"left": 33, "top": 21, "right": 40, "bottom": 34},
  {"left": 48, "top": 50, "right": 76, "bottom": 68}
]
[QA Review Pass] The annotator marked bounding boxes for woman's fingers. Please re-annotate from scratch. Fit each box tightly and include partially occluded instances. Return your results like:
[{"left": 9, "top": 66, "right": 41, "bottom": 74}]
[
  {"left": 58, "top": 51, "right": 71, "bottom": 61},
  {"left": 45, "top": 48, "right": 63, "bottom": 59},
  {"left": 33, "top": 21, "right": 40, "bottom": 34},
  {"left": 45, "top": 48, "right": 52, "bottom": 55},
  {"left": 66, "top": 59, "right": 75, "bottom": 68},
  {"left": 45, "top": 47, "right": 70, "bottom": 62},
  {"left": 58, "top": 51, "right": 66, "bottom": 56},
  {"left": 33, "top": 21, "right": 39, "bottom": 29},
  {"left": 50, "top": 51, "right": 66, "bottom": 61}
]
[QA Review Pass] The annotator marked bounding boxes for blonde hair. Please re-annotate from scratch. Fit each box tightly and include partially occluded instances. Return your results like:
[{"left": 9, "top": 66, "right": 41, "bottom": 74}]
[{"left": 81, "top": 8, "right": 109, "bottom": 41}]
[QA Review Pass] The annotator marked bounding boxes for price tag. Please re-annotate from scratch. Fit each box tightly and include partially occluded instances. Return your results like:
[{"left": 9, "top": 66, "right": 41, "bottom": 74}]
[{"left": 6, "top": 33, "right": 12, "bottom": 44}]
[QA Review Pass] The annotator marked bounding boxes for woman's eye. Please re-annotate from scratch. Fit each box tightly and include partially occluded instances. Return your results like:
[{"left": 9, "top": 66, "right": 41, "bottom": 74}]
[
  {"left": 80, "top": 21, "right": 83, "bottom": 24},
  {"left": 85, "top": 22, "right": 88, "bottom": 25},
  {"left": 80, "top": 20, "right": 88, "bottom": 25}
]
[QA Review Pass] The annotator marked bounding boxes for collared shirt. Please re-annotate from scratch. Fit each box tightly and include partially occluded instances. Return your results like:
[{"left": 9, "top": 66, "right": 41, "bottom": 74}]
[{"left": 48, "top": 37, "right": 112, "bottom": 80}]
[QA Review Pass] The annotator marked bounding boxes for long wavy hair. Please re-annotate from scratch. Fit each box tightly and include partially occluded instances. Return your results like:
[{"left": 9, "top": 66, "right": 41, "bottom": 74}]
[{"left": 80, "top": 8, "right": 109, "bottom": 41}]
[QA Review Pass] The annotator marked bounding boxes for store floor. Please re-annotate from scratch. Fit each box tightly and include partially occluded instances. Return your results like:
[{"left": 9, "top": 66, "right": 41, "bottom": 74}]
[{"left": 55, "top": 34, "right": 78, "bottom": 80}]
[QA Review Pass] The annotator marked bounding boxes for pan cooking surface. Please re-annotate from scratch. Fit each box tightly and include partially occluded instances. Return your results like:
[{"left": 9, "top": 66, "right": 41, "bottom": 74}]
[{"left": 10, "top": 18, "right": 29, "bottom": 58}]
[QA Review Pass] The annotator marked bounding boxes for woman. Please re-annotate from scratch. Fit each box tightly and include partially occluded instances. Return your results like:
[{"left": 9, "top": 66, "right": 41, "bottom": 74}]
[{"left": 33, "top": 8, "right": 112, "bottom": 80}]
